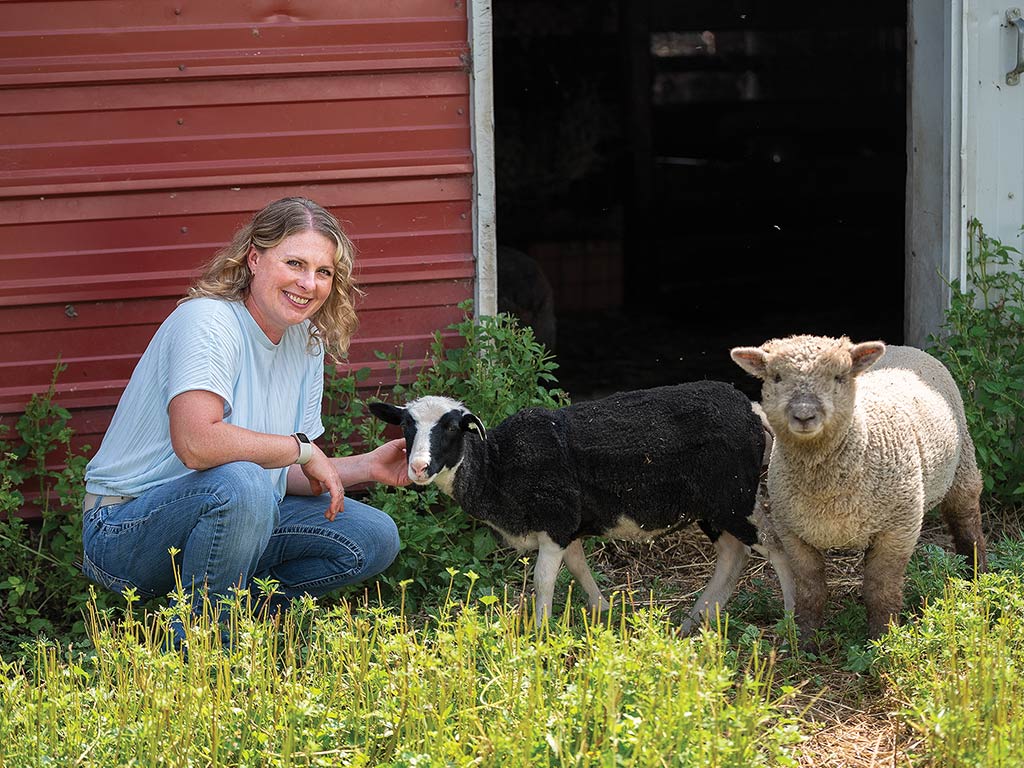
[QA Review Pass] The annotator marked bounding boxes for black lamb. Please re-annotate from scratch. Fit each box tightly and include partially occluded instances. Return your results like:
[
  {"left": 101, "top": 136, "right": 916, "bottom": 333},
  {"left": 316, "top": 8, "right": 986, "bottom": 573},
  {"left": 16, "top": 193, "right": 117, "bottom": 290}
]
[{"left": 370, "top": 381, "right": 794, "bottom": 628}]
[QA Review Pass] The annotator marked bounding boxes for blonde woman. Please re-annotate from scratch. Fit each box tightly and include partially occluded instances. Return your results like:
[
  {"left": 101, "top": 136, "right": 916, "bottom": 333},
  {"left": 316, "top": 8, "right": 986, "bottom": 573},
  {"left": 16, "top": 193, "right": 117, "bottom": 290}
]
[{"left": 82, "top": 198, "right": 408, "bottom": 649}]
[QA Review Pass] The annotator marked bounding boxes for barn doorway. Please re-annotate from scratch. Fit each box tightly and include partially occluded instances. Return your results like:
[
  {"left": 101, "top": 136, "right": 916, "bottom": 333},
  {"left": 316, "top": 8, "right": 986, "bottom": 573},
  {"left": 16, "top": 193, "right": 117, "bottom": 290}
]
[{"left": 491, "top": 0, "right": 907, "bottom": 401}]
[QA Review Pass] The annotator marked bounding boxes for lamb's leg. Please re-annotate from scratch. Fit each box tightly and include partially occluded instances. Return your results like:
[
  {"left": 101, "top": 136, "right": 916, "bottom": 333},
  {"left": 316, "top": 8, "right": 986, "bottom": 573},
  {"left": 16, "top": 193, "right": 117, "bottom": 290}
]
[
  {"left": 681, "top": 532, "right": 750, "bottom": 634},
  {"left": 533, "top": 535, "right": 564, "bottom": 626},
  {"left": 863, "top": 530, "right": 917, "bottom": 639},
  {"left": 940, "top": 452, "right": 987, "bottom": 574},
  {"left": 562, "top": 538, "right": 611, "bottom": 613},
  {"left": 757, "top": 544, "right": 796, "bottom": 614},
  {"left": 781, "top": 532, "right": 827, "bottom": 651}
]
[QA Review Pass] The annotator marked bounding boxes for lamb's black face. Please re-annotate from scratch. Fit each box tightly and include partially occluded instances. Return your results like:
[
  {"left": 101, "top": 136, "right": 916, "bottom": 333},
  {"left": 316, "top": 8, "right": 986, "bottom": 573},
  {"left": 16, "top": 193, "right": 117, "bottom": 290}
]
[{"left": 369, "top": 397, "right": 483, "bottom": 485}]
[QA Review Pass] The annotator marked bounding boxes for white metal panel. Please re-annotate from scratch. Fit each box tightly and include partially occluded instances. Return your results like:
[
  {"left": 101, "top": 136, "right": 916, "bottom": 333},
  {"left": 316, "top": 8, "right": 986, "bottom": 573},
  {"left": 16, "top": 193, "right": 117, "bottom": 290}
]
[
  {"left": 963, "top": 3, "right": 1024, "bottom": 253},
  {"left": 906, "top": 0, "right": 1024, "bottom": 346}
]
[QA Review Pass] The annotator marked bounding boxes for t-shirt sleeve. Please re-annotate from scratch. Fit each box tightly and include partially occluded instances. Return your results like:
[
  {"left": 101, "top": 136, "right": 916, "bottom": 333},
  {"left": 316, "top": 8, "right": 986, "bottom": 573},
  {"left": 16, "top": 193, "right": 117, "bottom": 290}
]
[
  {"left": 301, "top": 344, "right": 326, "bottom": 440},
  {"left": 163, "top": 301, "right": 243, "bottom": 416}
]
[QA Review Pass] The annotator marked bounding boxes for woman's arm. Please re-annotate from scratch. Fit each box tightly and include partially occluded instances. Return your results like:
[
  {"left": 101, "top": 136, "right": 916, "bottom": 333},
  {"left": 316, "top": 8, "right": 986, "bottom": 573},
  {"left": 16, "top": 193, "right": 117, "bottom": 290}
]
[
  {"left": 170, "top": 390, "right": 410, "bottom": 522},
  {"left": 169, "top": 389, "right": 346, "bottom": 519},
  {"left": 287, "top": 438, "right": 411, "bottom": 494}
]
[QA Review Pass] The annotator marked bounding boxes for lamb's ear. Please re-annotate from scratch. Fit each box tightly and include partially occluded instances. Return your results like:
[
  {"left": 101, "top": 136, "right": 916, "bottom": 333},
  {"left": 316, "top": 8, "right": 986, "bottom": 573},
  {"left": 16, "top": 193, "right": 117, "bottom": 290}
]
[
  {"left": 369, "top": 401, "right": 405, "bottom": 425},
  {"left": 849, "top": 341, "right": 886, "bottom": 376},
  {"left": 730, "top": 346, "right": 769, "bottom": 379},
  {"left": 461, "top": 412, "right": 487, "bottom": 440}
]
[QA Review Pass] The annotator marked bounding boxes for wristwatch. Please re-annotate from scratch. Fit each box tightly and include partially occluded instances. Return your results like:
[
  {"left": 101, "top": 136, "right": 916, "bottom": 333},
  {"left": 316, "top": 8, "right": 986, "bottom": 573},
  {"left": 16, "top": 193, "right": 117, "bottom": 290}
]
[{"left": 292, "top": 432, "right": 313, "bottom": 465}]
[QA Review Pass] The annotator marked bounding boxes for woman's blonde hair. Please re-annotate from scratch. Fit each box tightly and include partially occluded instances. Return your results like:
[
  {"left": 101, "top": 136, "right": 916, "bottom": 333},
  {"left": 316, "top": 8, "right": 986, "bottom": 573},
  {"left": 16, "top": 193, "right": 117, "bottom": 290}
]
[{"left": 183, "top": 197, "right": 361, "bottom": 358}]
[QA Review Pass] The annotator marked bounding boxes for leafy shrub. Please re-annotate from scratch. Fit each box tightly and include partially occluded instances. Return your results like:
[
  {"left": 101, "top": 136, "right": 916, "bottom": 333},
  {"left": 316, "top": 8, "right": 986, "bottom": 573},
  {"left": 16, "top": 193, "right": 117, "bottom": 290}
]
[
  {"left": 929, "top": 218, "right": 1024, "bottom": 503},
  {"left": 0, "top": 364, "right": 116, "bottom": 645},
  {"left": 323, "top": 301, "right": 570, "bottom": 613},
  {"left": 878, "top": 568, "right": 1024, "bottom": 767}
]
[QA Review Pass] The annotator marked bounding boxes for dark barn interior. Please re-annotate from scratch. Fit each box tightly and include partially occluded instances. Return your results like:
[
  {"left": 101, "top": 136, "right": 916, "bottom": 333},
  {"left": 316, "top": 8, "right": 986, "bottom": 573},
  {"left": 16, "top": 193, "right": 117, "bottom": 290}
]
[{"left": 492, "top": 0, "right": 907, "bottom": 402}]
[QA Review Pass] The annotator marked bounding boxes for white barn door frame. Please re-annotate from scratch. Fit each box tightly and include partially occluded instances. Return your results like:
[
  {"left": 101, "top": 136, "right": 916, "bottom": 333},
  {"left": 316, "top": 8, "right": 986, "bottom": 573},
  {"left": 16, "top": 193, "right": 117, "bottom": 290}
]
[{"left": 907, "top": 0, "right": 1024, "bottom": 346}]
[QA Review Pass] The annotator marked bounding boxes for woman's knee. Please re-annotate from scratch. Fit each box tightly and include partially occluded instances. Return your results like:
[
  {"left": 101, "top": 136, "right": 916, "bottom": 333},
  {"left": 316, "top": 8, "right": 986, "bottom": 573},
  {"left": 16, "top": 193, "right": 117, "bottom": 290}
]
[
  {"left": 203, "top": 462, "right": 279, "bottom": 531},
  {"left": 363, "top": 513, "right": 400, "bottom": 576}
]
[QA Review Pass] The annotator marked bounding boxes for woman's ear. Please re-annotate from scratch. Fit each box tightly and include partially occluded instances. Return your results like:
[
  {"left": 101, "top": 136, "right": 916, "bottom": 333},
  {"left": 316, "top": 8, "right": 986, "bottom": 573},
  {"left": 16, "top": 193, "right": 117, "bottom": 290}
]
[{"left": 247, "top": 245, "right": 259, "bottom": 271}]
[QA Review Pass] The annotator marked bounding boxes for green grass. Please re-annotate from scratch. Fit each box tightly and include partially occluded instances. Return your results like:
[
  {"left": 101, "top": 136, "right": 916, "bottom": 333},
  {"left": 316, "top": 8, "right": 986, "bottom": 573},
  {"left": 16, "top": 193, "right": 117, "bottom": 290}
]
[
  {"left": 5, "top": 539, "right": 1024, "bottom": 767},
  {"left": 877, "top": 568, "right": 1024, "bottom": 768},
  {"left": 0, "top": 583, "right": 804, "bottom": 768}
]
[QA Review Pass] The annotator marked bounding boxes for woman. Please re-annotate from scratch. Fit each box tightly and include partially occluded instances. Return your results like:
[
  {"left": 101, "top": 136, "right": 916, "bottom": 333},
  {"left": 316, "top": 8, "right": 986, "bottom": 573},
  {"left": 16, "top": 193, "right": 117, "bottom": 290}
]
[{"left": 82, "top": 197, "right": 408, "bottom": 638}]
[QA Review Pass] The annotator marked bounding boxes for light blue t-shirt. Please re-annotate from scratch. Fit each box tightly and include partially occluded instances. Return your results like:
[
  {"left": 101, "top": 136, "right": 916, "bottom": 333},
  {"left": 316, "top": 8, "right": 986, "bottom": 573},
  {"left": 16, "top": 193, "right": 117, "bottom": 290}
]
[{"left": 85, "top": 297, "right": 325, "bottom": 501}]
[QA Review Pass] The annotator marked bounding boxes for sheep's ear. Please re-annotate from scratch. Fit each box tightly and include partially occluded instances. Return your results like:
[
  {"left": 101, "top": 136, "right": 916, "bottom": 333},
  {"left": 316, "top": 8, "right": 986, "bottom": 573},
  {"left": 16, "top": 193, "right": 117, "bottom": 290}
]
[
  {"left": 461, "top": 412, "right": 487, "bottom": 440},
  {"left": 730, "top": 346, "right": 769, "bottom": 379},
  {"left": 849, "top": 341, "right": 886, "bottom": 376},
  {"left": 369, "top": 401, "right": 405, "bottom": 425}
]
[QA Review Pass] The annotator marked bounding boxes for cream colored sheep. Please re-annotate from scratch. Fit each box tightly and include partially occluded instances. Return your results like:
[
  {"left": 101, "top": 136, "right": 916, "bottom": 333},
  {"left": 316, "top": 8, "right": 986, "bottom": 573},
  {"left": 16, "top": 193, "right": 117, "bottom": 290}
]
[{"left": 730, "top": 335, "right": 986, "bottom": 647}]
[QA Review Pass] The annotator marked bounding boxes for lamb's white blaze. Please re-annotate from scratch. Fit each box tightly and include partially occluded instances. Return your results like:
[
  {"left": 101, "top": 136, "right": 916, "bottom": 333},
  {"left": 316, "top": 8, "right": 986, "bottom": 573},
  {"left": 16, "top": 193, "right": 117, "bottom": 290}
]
[{"left": 404, "top": 396, "right": 465, "bottom": 482}]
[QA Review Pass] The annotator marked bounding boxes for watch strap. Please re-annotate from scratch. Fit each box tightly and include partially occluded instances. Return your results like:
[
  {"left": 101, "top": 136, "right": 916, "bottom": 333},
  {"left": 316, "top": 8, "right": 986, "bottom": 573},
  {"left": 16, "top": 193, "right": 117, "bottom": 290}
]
[{"left": 292, "top": 432, "right": 313, "bottom": 465}]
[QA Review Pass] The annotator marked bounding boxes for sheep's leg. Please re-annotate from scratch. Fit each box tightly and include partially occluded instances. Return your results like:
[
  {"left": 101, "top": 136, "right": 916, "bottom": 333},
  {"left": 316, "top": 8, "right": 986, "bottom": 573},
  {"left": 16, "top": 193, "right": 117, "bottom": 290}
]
[
  {"left": 533, "top": 535, "right": 564, "bottom": 626},
  {"left": 940, "top": 458, "right": 987, "bottom": 574},
  {"left": 681, "top": 532, "right": 750, "bottom": 634},
  {"left": 781, "top": 533, "right": 827, "bottom": 651},
  {"left": 761, "top": 545, "right": 796, "bottom": 614},
  {"left": 863, "top": 530, "right": 917, "bottom": 639},
  {"left": 562, "top": 538, "right": 610, "bottom": 613}
]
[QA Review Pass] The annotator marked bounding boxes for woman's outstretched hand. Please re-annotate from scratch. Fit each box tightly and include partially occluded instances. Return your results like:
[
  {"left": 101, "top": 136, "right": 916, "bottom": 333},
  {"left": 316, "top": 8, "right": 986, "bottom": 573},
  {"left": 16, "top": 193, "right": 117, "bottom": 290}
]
[{"left": 369, "top": 439, "right": 412, "bottom": 487}]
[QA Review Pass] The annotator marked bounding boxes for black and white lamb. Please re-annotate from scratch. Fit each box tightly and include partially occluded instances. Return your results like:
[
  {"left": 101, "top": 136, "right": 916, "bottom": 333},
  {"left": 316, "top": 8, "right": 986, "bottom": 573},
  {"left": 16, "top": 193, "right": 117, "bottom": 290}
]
[{"left": 370, "top": 382, "right": 795, "bottom": 629}]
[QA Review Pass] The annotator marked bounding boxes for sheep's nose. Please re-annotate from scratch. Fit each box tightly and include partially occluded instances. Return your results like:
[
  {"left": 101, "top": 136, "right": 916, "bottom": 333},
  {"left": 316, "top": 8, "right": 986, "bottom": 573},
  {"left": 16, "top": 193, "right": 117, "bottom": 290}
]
[
  {"left": 410, "top": 459, "right": 429, "bottom": 477},
  {"left": 786, "top": 393, "right": 822, "bottom": 426}
]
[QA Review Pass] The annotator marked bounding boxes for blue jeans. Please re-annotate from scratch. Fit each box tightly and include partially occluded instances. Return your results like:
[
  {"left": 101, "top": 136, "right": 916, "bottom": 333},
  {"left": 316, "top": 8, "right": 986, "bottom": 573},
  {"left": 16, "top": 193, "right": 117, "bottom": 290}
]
[{"left": 81, "top": 462, "right": 401, "bottom": 617}]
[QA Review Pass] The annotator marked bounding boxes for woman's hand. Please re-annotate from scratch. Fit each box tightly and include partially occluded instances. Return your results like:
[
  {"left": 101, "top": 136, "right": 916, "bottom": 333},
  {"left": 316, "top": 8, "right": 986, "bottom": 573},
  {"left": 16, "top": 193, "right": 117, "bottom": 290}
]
[
  {"left": 300, "top": 445, "right": 346, "bottom": 521},
  {"left": 367, "top": 439, "right": 412, "bottom": 487}
]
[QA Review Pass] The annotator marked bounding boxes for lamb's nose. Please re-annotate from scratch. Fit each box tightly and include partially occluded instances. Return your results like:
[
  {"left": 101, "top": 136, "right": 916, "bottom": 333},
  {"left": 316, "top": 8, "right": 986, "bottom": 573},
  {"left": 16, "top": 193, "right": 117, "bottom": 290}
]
[
  {"left": 787, "top": 393, "right": 822, "bottom": 425},
  {"left": 410, "top": 459, "right": 429, "bottom": 476},
  {"left": 791, "top": 407, "right": 816, "bottom": 423}
]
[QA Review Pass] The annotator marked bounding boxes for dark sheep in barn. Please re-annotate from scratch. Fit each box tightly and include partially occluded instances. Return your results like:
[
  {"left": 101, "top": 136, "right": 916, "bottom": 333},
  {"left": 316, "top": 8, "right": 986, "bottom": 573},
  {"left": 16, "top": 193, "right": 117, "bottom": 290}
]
[{"left": 370, "top": 382, "right": 795, "bottom": 628}]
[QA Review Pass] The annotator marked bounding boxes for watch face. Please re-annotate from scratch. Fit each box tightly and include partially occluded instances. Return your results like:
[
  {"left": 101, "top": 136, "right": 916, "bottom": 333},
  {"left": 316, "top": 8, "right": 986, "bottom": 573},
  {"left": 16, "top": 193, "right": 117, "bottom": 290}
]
[{"left": 295, "top": 432, "right": 310, "bottom": 443}]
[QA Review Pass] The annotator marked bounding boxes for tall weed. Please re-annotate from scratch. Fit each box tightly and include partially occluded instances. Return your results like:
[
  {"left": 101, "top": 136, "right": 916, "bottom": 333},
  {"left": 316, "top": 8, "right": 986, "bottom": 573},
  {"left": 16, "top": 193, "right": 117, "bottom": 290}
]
[{"left": 0, "top": 587, "right": 804, "bottom": 767}]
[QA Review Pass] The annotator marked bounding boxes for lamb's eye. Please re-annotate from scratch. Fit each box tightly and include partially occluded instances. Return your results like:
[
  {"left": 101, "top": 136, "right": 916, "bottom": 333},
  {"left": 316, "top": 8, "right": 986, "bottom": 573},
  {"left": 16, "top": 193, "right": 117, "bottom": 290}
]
[
  {"left": 772, "top": 373, "right": 782, "bottom": 383},
  {"left": 835, "top": 375, "right": 846, "bottom": 385}
]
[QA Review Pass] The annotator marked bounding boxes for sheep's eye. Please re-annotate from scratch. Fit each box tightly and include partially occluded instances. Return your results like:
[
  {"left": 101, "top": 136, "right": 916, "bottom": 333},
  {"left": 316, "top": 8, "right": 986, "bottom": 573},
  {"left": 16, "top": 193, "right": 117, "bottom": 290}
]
[
  {"left": 835, "top": 375, "right": 846, "bottom": 385},
  {"left": 772, "top": 373, "right": 782, "bottom": 383},
  {"left": 446, "top": 423, "right": 460, "bottom": 433}
]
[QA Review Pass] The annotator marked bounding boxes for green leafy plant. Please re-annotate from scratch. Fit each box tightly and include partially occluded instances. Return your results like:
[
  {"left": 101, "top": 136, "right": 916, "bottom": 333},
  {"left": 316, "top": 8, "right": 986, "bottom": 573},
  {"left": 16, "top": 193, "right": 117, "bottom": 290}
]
[
  {"left": 878, "top": 568, "right": 1024, "bottom": 767},
  {"left": 0, "top": 363, "right": 113, "bottom": 645},
  {"left": 929, "top": 218, "right": 1024, "bottom": 503},
  {"left": 323, "top": 302, "right": 571, "bottom": 613}
]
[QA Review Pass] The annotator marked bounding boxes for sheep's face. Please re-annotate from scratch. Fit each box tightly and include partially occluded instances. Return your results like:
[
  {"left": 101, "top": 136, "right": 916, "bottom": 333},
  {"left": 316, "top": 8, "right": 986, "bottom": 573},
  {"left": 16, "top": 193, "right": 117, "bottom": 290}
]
[
  {"left": 368, "top": 396, "right": 486, "bottom": 487},
  {"left": 730, "top": 335, "right": 886, "bottom": 443}
]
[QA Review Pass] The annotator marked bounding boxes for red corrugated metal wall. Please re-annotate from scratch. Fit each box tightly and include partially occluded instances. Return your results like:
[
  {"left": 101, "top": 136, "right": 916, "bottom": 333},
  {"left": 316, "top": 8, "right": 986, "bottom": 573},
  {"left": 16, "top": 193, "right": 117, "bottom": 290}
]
[{"left": 0, "top": 1, "right": 476, "bottom": 508}]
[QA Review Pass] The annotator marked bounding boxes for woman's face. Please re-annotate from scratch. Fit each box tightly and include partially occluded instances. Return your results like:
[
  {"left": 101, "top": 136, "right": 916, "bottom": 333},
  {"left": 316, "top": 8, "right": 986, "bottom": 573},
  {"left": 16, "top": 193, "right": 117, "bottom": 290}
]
[{"left": 244, "top": 229, "right": 337, "bottom": 343}]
